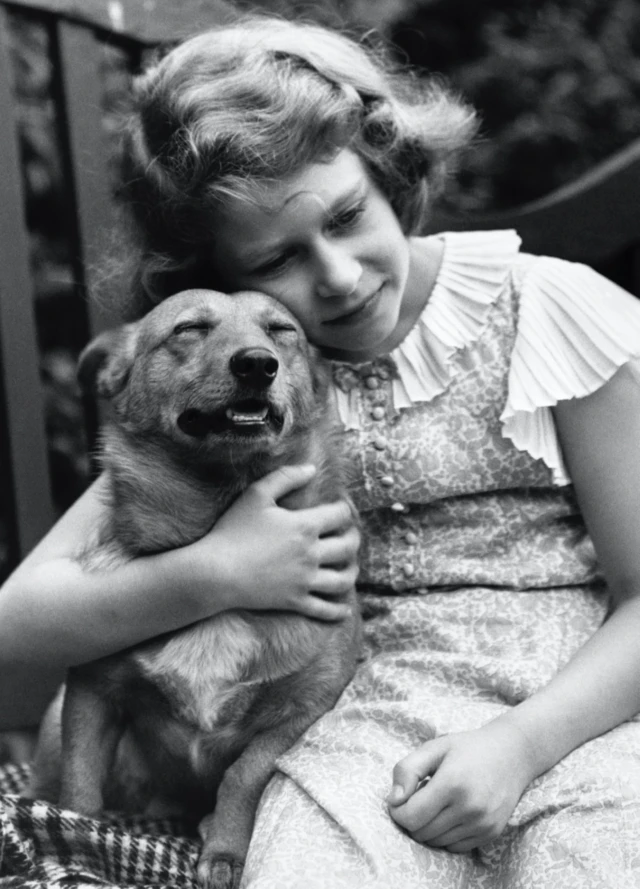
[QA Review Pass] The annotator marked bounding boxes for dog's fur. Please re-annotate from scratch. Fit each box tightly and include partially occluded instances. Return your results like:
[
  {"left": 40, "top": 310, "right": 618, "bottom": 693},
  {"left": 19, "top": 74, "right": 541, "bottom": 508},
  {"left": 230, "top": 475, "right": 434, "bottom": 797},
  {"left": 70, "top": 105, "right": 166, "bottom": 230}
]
[{"left": 27, "top": 289, "right": 361, "bottom": 889}]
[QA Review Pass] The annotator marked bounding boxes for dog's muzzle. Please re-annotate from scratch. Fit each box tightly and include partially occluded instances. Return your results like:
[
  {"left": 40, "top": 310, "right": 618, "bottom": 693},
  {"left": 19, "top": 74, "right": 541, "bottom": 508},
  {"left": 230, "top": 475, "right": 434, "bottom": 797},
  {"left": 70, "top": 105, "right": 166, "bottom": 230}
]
[{"left": 177, "top": 347, "right": 285, "bottom": 439}]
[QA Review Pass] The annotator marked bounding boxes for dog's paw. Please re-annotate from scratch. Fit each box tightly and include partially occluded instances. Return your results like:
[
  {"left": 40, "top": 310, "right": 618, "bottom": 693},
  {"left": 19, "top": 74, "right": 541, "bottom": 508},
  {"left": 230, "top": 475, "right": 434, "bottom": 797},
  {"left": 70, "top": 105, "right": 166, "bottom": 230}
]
[
  {"left": 197, "top": 852, "right": 244, "bottom": 889},
  {"left": 0, "top": 729, "right": 37, "bottom": 765}
]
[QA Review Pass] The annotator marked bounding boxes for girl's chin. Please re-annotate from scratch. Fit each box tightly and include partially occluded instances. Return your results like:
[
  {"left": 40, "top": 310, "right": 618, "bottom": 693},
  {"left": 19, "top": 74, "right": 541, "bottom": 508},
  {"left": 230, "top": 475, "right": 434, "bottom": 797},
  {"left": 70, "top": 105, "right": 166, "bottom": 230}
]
[
  {"left": 317, "top": 322, "right": 399, "bottom": 362},
  {"left": 315, "top": 287, "right": 404, "bottom": 359}
]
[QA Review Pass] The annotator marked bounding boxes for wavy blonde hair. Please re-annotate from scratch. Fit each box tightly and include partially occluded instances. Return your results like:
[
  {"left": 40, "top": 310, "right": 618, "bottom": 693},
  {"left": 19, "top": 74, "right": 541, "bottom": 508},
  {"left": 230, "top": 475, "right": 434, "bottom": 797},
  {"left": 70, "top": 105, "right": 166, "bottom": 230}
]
[{"left": 113, "top": 15, "right": 477, "bottom": 318}]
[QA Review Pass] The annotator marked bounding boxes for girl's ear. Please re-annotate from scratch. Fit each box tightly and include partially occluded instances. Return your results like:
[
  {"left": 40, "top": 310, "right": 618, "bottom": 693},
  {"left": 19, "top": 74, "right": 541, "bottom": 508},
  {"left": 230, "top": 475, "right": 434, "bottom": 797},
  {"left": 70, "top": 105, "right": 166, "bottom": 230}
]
[{"left": 77, "top": 323, "right": 139, "bottom": 399}]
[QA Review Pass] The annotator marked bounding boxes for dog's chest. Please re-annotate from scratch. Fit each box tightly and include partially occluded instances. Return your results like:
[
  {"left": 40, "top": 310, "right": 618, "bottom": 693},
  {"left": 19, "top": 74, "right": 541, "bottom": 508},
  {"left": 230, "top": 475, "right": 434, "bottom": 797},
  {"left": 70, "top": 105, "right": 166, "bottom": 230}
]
[{"left": 130, "top": 611, "right": 320, "bottom": 733}]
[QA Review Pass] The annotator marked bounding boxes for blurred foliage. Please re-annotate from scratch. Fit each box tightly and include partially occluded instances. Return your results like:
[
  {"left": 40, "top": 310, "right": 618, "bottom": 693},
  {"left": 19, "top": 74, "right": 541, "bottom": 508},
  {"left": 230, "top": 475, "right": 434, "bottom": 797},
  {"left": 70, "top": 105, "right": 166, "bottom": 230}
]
[
  {"left": 388, "top": 0, "right": 640, "bottom": 209},
  {"left": 1, "top": 0, "right": 639, "bottom": 575}
]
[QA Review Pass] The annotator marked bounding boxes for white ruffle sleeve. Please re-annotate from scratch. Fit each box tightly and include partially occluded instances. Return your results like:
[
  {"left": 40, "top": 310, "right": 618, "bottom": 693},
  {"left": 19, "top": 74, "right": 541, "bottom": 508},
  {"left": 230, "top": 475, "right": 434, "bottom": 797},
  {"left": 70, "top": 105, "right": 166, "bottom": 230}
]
[
  {"left": 500, "top": 256, "right": 640, "bottom": 485},
  {"left": 331, "top": 230, "right": 640, "bottom": 487}
]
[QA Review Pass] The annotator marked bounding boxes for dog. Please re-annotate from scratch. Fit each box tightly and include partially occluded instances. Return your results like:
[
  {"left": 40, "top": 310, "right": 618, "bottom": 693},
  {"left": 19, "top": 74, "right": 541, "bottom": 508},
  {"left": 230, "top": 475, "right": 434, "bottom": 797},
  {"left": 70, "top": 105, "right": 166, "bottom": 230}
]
[{"left": 27, "top": 289, "right": 362, "bottom": 889}]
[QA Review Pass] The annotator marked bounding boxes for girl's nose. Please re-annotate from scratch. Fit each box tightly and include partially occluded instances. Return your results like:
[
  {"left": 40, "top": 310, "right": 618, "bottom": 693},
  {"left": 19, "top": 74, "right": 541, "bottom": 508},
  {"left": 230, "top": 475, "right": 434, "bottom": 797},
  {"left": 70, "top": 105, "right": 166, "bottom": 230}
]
[{"left": 315, "top": 245, "right": 362, "bottom": 299}]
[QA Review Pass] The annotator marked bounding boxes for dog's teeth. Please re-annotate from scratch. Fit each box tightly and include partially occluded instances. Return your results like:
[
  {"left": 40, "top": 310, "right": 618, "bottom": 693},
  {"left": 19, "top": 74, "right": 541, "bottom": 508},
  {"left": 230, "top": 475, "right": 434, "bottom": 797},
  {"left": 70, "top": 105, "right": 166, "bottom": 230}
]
[{"left": 226, "top": 407, "right": 269, "bottom": 424}]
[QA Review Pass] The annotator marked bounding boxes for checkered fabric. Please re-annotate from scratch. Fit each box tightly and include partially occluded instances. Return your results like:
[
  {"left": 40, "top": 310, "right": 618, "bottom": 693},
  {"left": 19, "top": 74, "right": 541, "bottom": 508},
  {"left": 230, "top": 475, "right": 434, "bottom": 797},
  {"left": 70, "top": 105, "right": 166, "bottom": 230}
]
[{"left": 0, "top": 764, "right": 201, "bottom": 888}]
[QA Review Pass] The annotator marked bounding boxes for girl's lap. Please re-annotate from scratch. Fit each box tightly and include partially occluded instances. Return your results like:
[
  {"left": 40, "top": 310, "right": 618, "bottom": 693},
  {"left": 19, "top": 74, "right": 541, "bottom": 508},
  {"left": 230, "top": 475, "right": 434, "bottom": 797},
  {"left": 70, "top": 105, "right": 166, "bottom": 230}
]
[
  {"left": 242, "top": 588, "right": 640, "bottom": 887},
  {"left": 245, "top": 708, "right": 640, "bottom": 889},
  {"left": 244, "top": 764, "right": 480, "bottom": 889}
]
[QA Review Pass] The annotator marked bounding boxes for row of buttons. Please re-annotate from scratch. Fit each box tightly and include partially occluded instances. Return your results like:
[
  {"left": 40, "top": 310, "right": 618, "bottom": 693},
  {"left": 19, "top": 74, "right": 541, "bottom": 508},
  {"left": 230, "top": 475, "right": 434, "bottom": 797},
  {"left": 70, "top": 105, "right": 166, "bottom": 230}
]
[
  {"left": 365, "top": 381, "right": 409, "bottom": 517},
  {"left": 368, "top": 402, "right": 405, "bottom": 511},
  {"left": 368, "top": 400, "right": 416, "bottom": 578}
]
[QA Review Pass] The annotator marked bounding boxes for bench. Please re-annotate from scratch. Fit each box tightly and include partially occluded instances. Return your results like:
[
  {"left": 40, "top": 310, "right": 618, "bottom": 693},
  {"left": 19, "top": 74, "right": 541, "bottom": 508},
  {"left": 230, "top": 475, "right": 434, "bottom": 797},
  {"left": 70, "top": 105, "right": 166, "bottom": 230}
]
[{"left": 1, "top": 0, "right": 639, "bottom": 578}]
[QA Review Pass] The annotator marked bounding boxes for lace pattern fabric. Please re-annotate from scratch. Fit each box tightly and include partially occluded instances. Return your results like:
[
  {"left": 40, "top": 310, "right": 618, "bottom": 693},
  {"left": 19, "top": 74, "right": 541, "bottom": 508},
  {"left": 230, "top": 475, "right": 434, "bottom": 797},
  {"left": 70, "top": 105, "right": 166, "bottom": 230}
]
[{"left": 239, "top": 231, "right": 640, "bottom": 887}]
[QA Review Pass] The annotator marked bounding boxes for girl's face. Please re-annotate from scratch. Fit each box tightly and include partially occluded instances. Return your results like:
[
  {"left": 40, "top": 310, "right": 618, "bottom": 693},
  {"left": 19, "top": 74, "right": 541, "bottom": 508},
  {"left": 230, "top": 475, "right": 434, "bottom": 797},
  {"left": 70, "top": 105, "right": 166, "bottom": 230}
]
[{"left": 210, "top": 150, "right": 412, "bottom": 359}]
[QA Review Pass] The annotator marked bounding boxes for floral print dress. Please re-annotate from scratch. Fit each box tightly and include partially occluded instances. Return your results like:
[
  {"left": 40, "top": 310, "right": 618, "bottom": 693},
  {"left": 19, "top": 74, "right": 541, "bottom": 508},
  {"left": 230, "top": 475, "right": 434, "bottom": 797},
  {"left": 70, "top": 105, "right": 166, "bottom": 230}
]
[{"left": 242, "top": 230, "right": 640, "bottom": 889}]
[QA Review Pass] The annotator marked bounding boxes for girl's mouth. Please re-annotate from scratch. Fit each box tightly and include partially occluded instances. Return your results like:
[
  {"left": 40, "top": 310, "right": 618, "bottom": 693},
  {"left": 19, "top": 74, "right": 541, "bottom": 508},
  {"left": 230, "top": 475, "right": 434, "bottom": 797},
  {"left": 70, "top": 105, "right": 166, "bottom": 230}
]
[{"left": 323, "top": 286, "right": 383, "bottom": 327}]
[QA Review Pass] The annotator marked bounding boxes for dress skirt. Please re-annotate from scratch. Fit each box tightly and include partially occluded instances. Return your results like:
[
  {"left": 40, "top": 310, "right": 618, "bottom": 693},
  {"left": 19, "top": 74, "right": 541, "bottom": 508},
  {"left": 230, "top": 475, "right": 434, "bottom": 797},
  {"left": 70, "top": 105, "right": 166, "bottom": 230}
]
[{"left": 243, "top": 586, "right": 640, "bottom": 889}]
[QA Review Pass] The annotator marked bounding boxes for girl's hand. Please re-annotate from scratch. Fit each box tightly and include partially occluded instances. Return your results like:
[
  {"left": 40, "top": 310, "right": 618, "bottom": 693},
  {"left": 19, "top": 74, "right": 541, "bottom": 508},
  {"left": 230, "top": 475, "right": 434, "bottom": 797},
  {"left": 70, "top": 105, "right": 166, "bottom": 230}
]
[
  {"left": 189, "top": 464, "right": 360, "bottom": 621},
  {"left": 387, "top": 720, "right": 537, "bottom": 853}
]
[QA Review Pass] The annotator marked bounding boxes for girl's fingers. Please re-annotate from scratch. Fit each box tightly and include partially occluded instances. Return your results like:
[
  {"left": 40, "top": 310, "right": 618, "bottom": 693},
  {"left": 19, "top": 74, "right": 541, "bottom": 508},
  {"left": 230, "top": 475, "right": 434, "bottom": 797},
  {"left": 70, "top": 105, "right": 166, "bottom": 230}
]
[
  {"left": 254, "top": 464, "right": 317, "bottom": 502},
  {"left": 316, "top": 528, "right": 360, "bottom": 567},
  {"left": 389, "top": 780, "right": 453, "bottom": 835},
  {"left": 410, "top": 805, "right": 460, "bottom": 844},
  {"left": 311, "top": 565, "right": 359, "bottom": 596},
  {"left": 313, "top": 500, "right": 357, "bottom": 536},
  {"left": 388, "top": 738, "right": 449, "bottom": 808},
  {"left": 301, "top": 593, "right": 353, "bottom": 622},
  {"left": 416, "top": 821, "right": 474, "bottom": 848},
  {"left": 445, "top": 836, "right": 485, "bottom": 854},
  {"left": 253, "top": 466, "right": 355, "bottom": 533}
]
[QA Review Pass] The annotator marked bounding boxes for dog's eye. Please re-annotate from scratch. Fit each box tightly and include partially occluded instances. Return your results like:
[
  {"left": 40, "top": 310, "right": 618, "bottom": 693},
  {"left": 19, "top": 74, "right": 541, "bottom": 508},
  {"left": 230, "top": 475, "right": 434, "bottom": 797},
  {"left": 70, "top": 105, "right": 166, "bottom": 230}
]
[
  {"left": 268, "top": 324, "right": 297, "bottom": 335},
  {"left": 173, "top": 323, "right": 209, "bottom": 336}
]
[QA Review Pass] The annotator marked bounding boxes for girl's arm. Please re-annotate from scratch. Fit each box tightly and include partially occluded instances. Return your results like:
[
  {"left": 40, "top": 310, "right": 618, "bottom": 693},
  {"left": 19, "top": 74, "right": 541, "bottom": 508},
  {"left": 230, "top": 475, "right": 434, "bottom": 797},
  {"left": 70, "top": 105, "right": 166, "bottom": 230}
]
[
  {"left": 0, "top": 464, "right": 358, "bottom": 729},
  {"left": 389, "top": 360, "right": 640, "bottom": 851}
]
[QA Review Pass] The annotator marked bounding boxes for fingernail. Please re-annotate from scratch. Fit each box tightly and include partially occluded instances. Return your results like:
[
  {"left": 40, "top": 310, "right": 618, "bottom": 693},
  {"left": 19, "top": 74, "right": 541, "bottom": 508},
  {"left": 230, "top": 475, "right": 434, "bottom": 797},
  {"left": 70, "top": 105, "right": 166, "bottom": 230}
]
[{"left": 387, "top": 784, "right": 404, "bottom": 805}]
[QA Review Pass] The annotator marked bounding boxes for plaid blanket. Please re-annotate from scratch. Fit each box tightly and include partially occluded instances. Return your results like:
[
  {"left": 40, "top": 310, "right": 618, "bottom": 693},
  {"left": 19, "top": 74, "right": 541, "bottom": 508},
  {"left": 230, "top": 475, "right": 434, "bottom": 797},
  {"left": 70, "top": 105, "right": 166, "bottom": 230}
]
[{"left": 0, "top": 764, "right": 201, "bottom": 888}]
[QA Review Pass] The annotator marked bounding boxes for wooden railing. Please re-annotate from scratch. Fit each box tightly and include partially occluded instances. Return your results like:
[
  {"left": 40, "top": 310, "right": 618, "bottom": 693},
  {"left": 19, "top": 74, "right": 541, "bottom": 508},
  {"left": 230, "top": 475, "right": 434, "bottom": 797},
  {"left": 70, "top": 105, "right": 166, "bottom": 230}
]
[{"left": 0, "top": 0, "right": 234, "bottom": 574}]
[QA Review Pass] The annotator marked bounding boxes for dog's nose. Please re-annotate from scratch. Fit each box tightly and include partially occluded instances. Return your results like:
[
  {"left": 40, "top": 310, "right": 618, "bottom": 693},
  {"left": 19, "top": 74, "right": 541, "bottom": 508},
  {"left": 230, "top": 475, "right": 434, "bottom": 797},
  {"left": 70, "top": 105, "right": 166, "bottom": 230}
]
[{"left": 229, "top": 348, "right": 279, "bottom": 389}]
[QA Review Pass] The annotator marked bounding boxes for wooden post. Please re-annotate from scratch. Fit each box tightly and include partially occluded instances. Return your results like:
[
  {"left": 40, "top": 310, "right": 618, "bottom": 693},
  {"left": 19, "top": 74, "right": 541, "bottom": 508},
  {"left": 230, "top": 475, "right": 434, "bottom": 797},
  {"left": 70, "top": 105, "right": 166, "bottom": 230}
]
[
  {"left": 54, "top": 17, "right": 120, "bottom": 336},
  {"left": 0, "top": 8, "right": 56, "bottom": 566}
]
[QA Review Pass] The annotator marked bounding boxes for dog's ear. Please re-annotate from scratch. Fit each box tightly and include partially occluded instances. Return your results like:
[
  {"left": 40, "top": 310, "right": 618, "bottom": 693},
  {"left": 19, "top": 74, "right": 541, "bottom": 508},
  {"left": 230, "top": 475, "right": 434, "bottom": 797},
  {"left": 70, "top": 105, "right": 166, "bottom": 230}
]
[{"left": 77, "top": 324, "right": 138, "bottom": 399}]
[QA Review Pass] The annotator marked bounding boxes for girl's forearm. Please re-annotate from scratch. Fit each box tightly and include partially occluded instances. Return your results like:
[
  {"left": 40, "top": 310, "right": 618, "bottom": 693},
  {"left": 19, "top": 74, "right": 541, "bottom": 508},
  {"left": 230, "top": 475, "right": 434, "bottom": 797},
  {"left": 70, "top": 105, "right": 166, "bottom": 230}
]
[
  {"left": 0, "top": 544, "right": 228, "bottom": 673},
  {"left": 0, "top": 545, "right": 227, "bottom": 729},
  {"left": 493, "top": 593, "right": 640, "bottom": 780}
]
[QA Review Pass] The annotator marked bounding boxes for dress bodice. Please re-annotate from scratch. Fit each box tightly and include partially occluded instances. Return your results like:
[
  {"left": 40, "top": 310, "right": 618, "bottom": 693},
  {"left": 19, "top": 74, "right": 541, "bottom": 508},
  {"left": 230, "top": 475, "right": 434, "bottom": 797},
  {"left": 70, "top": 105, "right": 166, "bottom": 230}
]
[{"left": 330, "top": 230, "right": 640, "bottom": 593}]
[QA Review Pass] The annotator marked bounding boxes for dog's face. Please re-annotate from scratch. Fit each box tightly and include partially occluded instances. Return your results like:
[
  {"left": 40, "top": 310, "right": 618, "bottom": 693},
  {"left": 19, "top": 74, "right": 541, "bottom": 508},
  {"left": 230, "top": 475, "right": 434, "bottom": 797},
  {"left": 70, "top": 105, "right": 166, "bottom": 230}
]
[{"left": 79, "top": 289, "right": 328, "bottom": 463}]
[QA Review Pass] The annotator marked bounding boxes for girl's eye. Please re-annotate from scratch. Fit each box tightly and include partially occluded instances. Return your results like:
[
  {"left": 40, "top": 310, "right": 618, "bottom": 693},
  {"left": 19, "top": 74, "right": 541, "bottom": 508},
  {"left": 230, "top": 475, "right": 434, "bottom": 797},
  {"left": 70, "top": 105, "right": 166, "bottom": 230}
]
[
  {"left": 257, "top": 249, "right": 296, "bottom": 276},
  {"left": 329, "top": 202, "right": 365, "bottom": 232}
]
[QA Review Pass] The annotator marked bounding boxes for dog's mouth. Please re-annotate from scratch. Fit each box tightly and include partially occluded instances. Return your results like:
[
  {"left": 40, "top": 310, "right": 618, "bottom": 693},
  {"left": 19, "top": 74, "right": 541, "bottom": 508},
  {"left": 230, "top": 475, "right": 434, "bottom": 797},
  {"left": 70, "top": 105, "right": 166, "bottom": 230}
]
[{"left": 177, "top": 398, "right": 284, "bottom": 439}]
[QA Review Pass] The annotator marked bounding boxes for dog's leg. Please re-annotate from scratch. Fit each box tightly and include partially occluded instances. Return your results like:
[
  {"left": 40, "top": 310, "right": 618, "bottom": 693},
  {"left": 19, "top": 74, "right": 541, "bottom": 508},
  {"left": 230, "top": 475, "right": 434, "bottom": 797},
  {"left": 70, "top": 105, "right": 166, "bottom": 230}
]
[
  {"left": 197, "top": 722, "right": 311, "bottom": 889},
  {"left": 0, "top": 729, "right": 38, "bottom": 765},
  {"left": 59, "top": 671, "right": 121, "bottom": 815},
  {"left": 22, "top": 686, "right": 65, "bottom": 801}
]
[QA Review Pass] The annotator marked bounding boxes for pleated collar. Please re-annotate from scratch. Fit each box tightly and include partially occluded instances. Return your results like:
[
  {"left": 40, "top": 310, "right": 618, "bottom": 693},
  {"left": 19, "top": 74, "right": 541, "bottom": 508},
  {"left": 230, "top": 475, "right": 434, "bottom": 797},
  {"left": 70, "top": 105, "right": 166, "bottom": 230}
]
[{"left": 331, "top": 230, "right": 522, "bottom": 430}]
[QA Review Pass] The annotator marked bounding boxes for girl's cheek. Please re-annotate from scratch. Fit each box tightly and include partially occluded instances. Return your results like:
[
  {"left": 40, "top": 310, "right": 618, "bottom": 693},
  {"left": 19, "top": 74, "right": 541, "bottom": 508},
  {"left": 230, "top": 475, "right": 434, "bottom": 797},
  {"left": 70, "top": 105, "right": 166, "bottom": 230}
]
[{"left": 273, "top": 276, "right": 311, "bottom": 312}]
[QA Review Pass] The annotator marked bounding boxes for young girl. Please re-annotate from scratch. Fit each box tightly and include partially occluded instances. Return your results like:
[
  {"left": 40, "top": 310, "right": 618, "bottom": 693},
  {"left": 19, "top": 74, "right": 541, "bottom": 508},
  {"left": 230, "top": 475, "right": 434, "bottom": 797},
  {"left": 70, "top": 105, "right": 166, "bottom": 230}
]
[{"left": 3, "top": 14, "right": 640, "bottom": 888}]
